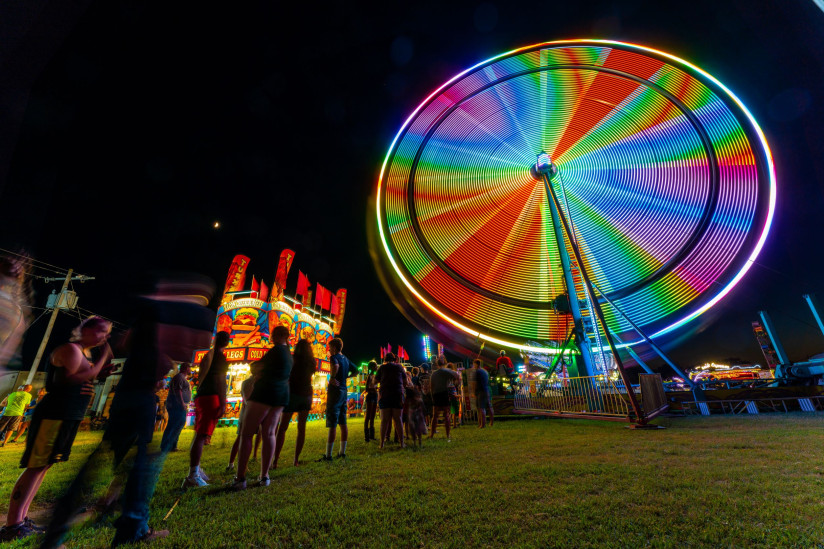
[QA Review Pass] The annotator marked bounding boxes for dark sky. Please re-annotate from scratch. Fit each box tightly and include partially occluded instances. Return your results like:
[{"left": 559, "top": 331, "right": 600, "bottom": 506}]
[{"left": 2, "top": 0, "right": 823, "bottom": 373}]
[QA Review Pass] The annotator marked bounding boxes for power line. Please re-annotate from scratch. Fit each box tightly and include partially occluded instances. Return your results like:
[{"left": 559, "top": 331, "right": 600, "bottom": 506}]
[{"left": 0, "top": 247, "right": 91, "bottom": 279}]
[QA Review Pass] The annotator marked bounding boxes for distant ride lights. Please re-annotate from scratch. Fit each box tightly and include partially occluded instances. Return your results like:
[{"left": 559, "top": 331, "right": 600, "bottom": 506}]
[{"left": 373, "top": 39, "right": 775, "bottom": 366}]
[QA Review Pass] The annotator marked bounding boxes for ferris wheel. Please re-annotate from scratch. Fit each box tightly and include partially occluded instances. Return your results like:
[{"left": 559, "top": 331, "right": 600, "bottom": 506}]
[{"left": 373, "top": 40, "right": 775, "bottom": 375}]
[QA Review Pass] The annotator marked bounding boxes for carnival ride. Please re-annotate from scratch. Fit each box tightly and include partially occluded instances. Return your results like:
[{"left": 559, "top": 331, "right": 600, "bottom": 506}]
[{"left": 372, "top": 40, "right": 775, "bottom": 423}]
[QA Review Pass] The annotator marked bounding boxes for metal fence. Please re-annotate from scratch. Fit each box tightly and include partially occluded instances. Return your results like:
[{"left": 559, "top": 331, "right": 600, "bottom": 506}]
[{"left": 514, "top": 376, "right": 634, "bottom": 420}]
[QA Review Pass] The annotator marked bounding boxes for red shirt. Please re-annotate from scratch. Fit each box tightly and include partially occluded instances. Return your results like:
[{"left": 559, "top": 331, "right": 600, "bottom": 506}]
[{"left": 496, "top": 356, "right": 514, "bottom": 375}]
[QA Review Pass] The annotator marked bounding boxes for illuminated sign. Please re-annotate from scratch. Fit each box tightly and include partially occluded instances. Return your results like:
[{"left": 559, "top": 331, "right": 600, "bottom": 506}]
[
  {"left": 223, "top": 298, "right": 265, "bottom": 312},
  {"left": 193, "top": 349, "right": 209, "bottom": 365},
  {"left": 224, "top": 348, "right": 246, "bottom": 361},
  {"left": 248, "top": 348, "right": 267, "bottom": 361}
]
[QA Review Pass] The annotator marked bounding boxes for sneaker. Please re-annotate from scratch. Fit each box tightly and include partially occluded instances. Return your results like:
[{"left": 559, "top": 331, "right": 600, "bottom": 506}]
[
  {"left": 198, "top": 469, "right": 210, "bottom": 481},
  {"left": 23, "top": 517, "right": 46, "bottom": 533},
  {"left": 225, "top": 464, "right": 235, "bottom": 472},
  {"left": 136, "top": 527, "right": 169, "bottom": 542},
  {"left": 316, "top": 454, "right": 333, "bottom": 462},
  {"left": 0, "top": 521, "right": 37, "bottom": 541},
  {"left": 181, "top": 475, "right": 209, "bottom": 489},
  {"left": 230, "top": 477, "right": 247, "bottom": 491},
  {"left": 258, "top": 477, "right": 270, "bottom": 487}
]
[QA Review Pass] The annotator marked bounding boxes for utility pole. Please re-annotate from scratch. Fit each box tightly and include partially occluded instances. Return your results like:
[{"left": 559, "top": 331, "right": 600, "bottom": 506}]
[{"left": 25, "top": 269, "right": 94, "bottom": 384}]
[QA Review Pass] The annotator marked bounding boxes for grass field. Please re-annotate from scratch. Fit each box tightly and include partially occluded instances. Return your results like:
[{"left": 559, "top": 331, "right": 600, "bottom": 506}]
[{"left": 1, "top": 414, "right": 823, "bottom": 548}]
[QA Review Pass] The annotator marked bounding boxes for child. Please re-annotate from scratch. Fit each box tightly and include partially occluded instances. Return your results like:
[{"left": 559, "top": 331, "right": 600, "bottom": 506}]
[
  {"left": 447, "top": 366, "right": 460, "bottom": 428},
  {"left": 405, "top": 385, "right": 427, "bottom": 447}
]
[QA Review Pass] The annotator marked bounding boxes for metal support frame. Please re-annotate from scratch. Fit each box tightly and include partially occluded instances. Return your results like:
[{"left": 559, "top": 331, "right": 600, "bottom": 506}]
[
  {"left": 758, "top": 310, "right": 790, "bottom": 366},
  {"left": 539, "top": 164, "right": 645, "bottom": 422}
]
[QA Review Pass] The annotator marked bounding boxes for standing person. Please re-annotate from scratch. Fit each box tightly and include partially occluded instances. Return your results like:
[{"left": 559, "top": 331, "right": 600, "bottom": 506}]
[
  {"left": 376, "top": 353, "right": 406, "bottom": 449},
  {"left": 418, "top": 363, "right": 432, "bottom": 427},
  {"left": 473, "top": 359, "right": 493, "bottom": 428},
  {"left": 11, "top": 387, "right": 45, "bottom": 444},
  {"left": 183, "top": 331, "right": 230, "bottom": 488},
  {"left": 405, "top": 383, "right": 427, "bottom": 447},
  {"left": 363, "top": 366, "right": 378, "bottom": 442},
  {"left": 428, "top": 362, "right": 460, "bottom": 441},
  {"left": 447, "top": 365, "right": 461, "bottom": 428},
  {"left": 273, "top": 338, "right": 316, "bottom": 469},
  {"left": 0, "top": 385, "right": 33, "bottom": 446},
  {"left": 319, "top": 337, "right": 356, "bottom": 461},
  {"left": 226, "top": 372, "right": 259, "bottom": 472},
  {"left": 160, "top": 363, "right": 191, "bottom": 453},
  {"left": 0, "top": 317, "right": 113, "bottom": 542},
  {"left": 232, "top": 325, "right": 292, "bottom": 489}
]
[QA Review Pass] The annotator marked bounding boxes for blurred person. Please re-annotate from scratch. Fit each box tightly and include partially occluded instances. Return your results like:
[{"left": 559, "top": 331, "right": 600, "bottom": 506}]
[
  {"left": 0, "top": 384, "right": 33, "bottom": 446},
  {"left": 160, "top": 363, "right": 191, "bottom": 453},
  {"left": 183, "top": 331, "right": 230, "bottom": 488},
  {"left": 232, "top": 325, "right": 292, "bottom": 489},
  {"left": 447, "top": 364, "right": 461, "bottom": 428},
  {"left": 318, "top": 337, "right": 356, "bottom": 461},
  {"left": 226, "top": 372, "right": 260, "bottom": 471},
  {"left": 473, "top": 359, "right": 493, "bottom": 428},
  {"left": 153, "top": 385, "right": 168, "bottom": 433},
  {"left": 418, "top": 363, "right": 433, "bottom": 427},
  {"left": 376, "top": 352, "right": 406, "bottom": 449},
  {"left": 405, "top": 383, "right": 427, "bottom": 447},
  {"left": 11, "top": 387, "right": 46, "bottom": 443},
  {"left": 39, "top": 273, "right": 215, "bottom": 547},
  {"left": 273, "top": 338, "right": 316, "bottom": 468},
  {"left": 363, "top": 365, "right": 378, "bottom": 442},
  {"left": 496, "top": 350, "right": 517, "bottom": 390},
  {"left": 429, "top": 361, "right": 460, "bottom": 441},
  {"left": 0, "top": 251, "right": 32, "bottom": 373},
  {"left": 1, "top": 317, "right": 113, "bottom": 542}
]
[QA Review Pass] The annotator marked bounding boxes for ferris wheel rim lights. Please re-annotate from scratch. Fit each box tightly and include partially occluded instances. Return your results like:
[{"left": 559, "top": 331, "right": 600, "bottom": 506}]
[{"left": 376, "top": 39, "right": 776, "bottom": 354}]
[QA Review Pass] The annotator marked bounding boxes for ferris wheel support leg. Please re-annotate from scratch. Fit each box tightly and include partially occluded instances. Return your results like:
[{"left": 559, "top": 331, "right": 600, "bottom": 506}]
[
  {"left": 545, "top": 326, "right": 576, "bottom": 378},
  {"left": 540, "top": 172, "right": 645, "bottom": 423}
]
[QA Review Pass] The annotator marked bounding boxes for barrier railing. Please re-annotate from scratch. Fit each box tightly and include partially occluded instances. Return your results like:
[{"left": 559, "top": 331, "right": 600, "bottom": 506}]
[{"left": 514, "top": 376, "right": 634, "bottom": 420}]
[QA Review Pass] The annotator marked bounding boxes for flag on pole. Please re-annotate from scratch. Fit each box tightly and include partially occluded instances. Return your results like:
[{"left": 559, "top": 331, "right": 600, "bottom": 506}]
[
  {"left": 273, "top": 249, "right": 295, "bottom": 302},
  {"left": 332, "top": 288, "right": 347, "bottom": 335},
  {"left": 331, "top": 294, "right": 339, "bottom": 316},
  {"left": 251, "top": 276, "right": 259, "bottom": 299},
  {"left": 259, "top": 280, "right": 269, "bottom": 303},
  {"left": 296, "top": 271, "right": 309, "bottom": 297},
  {"left": 222, "top": 255, "right": 250, "bottom": 301},
  {"left": 380, "top": 346, "right": 385, "bottom": 359}
]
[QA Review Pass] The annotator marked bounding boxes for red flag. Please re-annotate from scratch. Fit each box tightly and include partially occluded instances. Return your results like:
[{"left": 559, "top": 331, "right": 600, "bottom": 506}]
[
  {"left": 251, "top": 276, "right": 259, "bottom": 298},
  {"left": 273, "top": 249, "right": 295, "bottom": 302},
  {"left": 333, "top": 288, "right": 347, "bottom": 335},
  {"left": 259, "top": 280, "right": 269, "bottom": 302},
  {"left": 387, "top": 344, "right": 392, "bottom": 354},
  {"left": 296, "top": 271, "right": 309, "bottom": 297},
  {"left": 331, "top": 294, "right": 339, "bottom": 316},
  {"left": 222, "top": 255, "right": 250, "bottom": 300},
  {"left": 380, "top": 346, "right": 385, "bottom": 359},
  {"left": 322, "top": 286, "right": 332, "bottom": 311},
  {"left": 315, "top": 283, "right": 325, "bottom": 308}
]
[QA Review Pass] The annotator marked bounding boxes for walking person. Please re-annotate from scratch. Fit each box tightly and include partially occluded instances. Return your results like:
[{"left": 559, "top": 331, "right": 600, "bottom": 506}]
[
  {"left": 160, "top": 363, "right": 191, "bottom": 453},
  {"left": 319, "top": 337, "right": 356, "bottom": 460},
  {"left": 0, "top": 317, "right": 113, "bottom": 542},
  {"left": 232, "top": 325, "right": 292, "bottom": 489},
  {"left": 183, "top": 331, "right": 230, "bottom": 488},
  {"left": 11, "top": 387, "right": 45, "bottom": 444},
  {"left": 0, "top": 385, "right": 33, "bottom": 446},
  {"left": 273, "top": 338, "right": 316, "bottom": 469},
  {"left": 473, "top": 359, "right": 494, "bottom": 428},
  {"left": 363, "top": 366, "right": 378, "bottom": 442},
  {"left": 38, "top": 274, "right": 216, "bottom": 547},
  {"left": 376, "top": 353, "right": 406, "bottom": 449},
  {"left": 428, "top": 361, "right": 461, "bottom": 441}
]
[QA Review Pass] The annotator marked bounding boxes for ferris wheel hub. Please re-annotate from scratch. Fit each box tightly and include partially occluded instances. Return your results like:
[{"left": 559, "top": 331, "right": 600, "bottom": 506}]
[{"left": 532, "top": 151, "right": 558, "bottom": 180}]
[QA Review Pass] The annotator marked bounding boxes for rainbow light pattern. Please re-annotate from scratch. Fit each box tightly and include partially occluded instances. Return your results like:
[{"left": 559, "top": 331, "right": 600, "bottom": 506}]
[{"left": 376, "top": 40, "right": 775, "bottom": 354}]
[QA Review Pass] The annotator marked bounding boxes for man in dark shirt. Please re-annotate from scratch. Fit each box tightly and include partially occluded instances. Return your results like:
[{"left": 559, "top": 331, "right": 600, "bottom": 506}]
[
  {"left": 428, "top": 363, "right": 460, "bottom": 441},
  {"left": 320, "top": 337, "right": 355, "bottom": 460},
  {"left": 375, "top": 353, "right": 406, "bottom": 449},
  {"left": 472, "top": 359, "right": 493, "bottom": 428}
]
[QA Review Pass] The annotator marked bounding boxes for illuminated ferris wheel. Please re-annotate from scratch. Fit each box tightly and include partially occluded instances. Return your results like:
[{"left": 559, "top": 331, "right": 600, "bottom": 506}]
[{"left": 374, "top": 40, "right": 775, "bottom": 376}]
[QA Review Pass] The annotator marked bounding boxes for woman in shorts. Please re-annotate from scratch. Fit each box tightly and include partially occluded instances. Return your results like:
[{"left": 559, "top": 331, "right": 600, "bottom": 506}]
[
  {"left": 273, "top": 338, "right": 315, "bottom": 468},
  {"left": 232, "top": 325, "right": 292, "bottom": 489},
  {"left": 1, "top": 317, "right": 113, "bottom": 542}
]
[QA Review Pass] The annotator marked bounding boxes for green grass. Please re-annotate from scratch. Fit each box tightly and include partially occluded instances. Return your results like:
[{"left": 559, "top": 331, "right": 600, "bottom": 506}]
[{"left": 2, "top": 414, "right": 824, "bottom": 548}]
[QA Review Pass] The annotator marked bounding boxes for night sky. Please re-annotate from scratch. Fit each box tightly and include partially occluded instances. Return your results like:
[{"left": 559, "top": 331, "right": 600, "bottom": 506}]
[{"left": 1, "top": 0, "right": 823, "bottom": 373}]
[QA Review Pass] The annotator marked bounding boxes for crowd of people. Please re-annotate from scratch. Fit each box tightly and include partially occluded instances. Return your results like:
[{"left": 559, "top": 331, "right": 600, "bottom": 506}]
[{"left": 0, "top": 278, "right": 506, "bottom": 545}]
